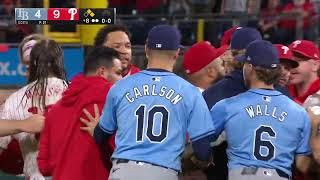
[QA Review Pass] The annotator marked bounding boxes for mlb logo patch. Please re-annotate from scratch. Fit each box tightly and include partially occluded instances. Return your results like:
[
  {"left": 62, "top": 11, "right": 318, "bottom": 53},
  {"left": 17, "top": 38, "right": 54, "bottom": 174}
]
[
  {"left": 263, "top": 96, "right": 271, "bottom": 102},
  {"left": 152, "top": 77, "right": 161, "bottom": 82},
  {"left": 156, "top": 44, "right": 162, "bottom": 48}
]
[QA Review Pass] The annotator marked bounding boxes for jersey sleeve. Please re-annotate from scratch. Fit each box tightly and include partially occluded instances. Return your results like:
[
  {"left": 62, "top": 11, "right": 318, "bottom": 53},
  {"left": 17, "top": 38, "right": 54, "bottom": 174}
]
[
  {"left": 98, "top": 87, "right": 118, "bottom": 134},
  {"left": 187, "top": 91, "right": 216, "bottom": 142},
  {"left": 296, "top": 111, "right": 312, "bottom": 155},
  {"left": 210, "top": 99, "right": 228, "bottom": 136}
]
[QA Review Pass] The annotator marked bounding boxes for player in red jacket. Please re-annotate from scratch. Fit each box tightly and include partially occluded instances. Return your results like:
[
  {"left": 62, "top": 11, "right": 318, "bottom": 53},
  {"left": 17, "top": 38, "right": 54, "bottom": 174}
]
[{"left": 37, "top": 47, "right": 122, "bottom": 180}]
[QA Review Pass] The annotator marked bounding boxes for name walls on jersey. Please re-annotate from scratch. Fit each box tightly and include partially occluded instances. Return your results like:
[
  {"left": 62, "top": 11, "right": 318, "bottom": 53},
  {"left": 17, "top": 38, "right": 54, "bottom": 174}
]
[
  {"left": 125, "top": 84, "right": 183, "bottom": 105},
  {"left": 245, "top": 104, "right": 288, "bottom": 121}
]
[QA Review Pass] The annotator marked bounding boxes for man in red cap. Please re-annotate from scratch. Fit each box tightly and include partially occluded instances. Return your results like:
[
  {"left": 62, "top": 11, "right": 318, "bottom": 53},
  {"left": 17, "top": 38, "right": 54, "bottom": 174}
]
[
  {"left": 183, "top": 41, "right": 227, "bottom": 92},
  {"left": 273, "top": 44, "right": 299, "bottom": 87},
  {"left": 288, "top": 40, "right": 320, "bottom": 105}
]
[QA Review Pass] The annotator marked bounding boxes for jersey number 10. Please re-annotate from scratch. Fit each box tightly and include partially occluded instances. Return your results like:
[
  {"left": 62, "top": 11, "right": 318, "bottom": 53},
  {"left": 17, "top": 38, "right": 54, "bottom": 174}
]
[{"left": 135, "top": 105, "right": 169, "bottom": 143}]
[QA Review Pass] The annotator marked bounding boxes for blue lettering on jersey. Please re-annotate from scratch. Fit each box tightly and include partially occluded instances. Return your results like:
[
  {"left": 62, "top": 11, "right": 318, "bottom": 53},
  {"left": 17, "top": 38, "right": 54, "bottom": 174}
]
[
  {"left": 125, "top": 84, "right": 183, "bottom": 105},
  {"left": 245, "top": 104, "right": 288, "bottom": 121}
]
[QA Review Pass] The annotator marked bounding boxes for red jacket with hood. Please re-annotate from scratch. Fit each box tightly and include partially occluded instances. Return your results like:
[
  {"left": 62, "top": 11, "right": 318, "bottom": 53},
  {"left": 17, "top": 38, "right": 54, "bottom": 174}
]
[{"left": 37, "top": 75, "right": 115, "bottom": 180}]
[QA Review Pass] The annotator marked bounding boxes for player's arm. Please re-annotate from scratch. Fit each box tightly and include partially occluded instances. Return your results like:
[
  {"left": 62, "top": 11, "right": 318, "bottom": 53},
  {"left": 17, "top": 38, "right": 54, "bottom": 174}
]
[
  {"left": 307, "top": 107, "right": 320, "bottom": 164},
  {"left": 0, "top": 114, "right": 44, "bottom": 137},
  {"left": 187, "top": 92, "right": 223, "bottom": 164},
  {"left": 295, "top": 110, "right": 312, "bottom": 172}
]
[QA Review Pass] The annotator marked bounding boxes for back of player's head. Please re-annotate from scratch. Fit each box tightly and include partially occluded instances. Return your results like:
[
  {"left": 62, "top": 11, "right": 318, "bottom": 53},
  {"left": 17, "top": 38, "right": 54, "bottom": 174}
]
[
  {"left": 231, "top": 27, "right": 262, "bottom": 51},
  {"left": 18, "top": 34, "right": 46, "bottom": 63},
  {"left": 145, "top": 25, "right": 182, "bottom": 60},
  {"left": 94, "top": 24, "right": 131, "bottom": 46},
  {"left": 26, "top": 39, "right": 67, "bottom": 109},
  {"left": 29, "top": 39, "right": 66, "bottom": 83},
  {"left": 84, "top": 46, "right": 120, "bottom": 74},
  {"left": 238, "top": 40, "right": 281, "bottom": 85}
]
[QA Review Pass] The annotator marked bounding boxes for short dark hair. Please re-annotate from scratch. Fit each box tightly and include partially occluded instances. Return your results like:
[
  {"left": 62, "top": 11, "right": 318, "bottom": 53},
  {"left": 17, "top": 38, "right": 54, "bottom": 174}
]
[
  {"left": 84, "top": 47, "right": 120, "bottom": 74},
  {"left": 94, "top": 25, "right": 131, "bottom": 46},
  {"left": 254, "top": 66, "right": 281, "bottom": 85}
]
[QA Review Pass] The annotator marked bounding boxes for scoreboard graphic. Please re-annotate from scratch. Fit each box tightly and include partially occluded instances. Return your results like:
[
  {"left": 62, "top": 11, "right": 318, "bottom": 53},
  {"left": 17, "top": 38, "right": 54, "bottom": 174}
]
[{"left": 15, "top": 8, "right": 116, "bottom": 25}]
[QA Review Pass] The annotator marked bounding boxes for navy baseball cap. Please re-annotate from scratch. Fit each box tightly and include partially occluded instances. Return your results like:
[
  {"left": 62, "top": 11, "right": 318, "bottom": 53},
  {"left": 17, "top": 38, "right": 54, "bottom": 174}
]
[
  {"left": 236, "top": 40, "right": 279, "bottom": 69},
  {"left": 146, "top": 25, "right": 182, "bottom": 50},
  {"left": 231, "top": 27, "right": 262, "bottom": 50}
]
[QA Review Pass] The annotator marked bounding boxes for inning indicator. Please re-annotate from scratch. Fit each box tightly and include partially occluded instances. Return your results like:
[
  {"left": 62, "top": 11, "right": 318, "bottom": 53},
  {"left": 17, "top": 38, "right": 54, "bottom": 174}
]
[{"left": 15, "top": 8, "right": 116, "bottom": 25}]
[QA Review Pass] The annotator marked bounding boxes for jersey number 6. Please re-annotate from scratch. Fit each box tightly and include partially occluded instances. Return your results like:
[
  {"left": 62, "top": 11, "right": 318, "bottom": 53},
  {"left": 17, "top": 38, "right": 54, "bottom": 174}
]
[
  {"left": 135, "top": 105, "right": 169, "bottom": 143},
  {"left": 254, "top": 125, "right": 276, "bottom": 161}
]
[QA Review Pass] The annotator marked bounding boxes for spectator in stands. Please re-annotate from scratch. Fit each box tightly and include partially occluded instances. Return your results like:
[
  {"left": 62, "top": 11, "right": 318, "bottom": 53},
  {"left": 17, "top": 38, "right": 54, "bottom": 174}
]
[
  {"left": 183, "top": 41, "right": 227, "bottom": 92},
  {"left": 135, "top": 0, "right": 168, "bottom": 14},
  {"left": 258, "top": 0, "right": 282, "bottom": 42},
  {"left": 288, "top": 40, "right": 320, "bottom": 105},
  {"left": 0, "top": 0, "right": 28, "bottom": 42},
  {"left": 277, "top": 0, "right": 317, "bottom": 44},
  {"left": 108, "top": 0, "right": 135, "bottom": 14},
  {"left": 94, "top": 25, "right": 140, "bottom": 77},
  {"left": 274, "top": 44, "right": 299, "bottom": 87}
]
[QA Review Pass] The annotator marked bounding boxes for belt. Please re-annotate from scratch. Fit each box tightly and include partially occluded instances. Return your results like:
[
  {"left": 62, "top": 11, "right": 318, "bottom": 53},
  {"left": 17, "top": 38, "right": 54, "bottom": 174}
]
[
  {"left": 115, "top": 159, "right": 179, "bottom": 173},
  {"left": 241, "top": 167, "right": 290, "bottom": 179}
]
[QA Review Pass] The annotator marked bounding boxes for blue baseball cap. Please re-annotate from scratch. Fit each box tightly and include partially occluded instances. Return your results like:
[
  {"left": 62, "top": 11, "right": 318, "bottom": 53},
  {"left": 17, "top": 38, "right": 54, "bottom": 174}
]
[
  {"left": 231, "top": 27, "right": 262, "bottom": 50},
  {"left": 236, "top": 40, "right": 279, "bottom": 69},
  {"left": 146, "top": 25, "right": 182, "bottom": 50}
]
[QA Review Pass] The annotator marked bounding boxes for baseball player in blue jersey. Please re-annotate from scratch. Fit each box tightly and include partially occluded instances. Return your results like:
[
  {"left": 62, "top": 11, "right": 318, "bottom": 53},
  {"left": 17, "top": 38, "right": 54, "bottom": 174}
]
[
  {"left": 210, "top": 40, "right": 311, "bottom": 180},
  {"left": 93, "top": 25, "right": 216, "bottom": 180}
]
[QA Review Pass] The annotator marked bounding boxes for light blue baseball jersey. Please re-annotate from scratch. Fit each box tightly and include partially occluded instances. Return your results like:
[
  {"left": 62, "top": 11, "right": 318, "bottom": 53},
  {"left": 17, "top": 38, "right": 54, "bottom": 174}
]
[
  {"left": 210, "top": 88, "right": 311, "bottom": 176},
  {"left": 98, "top": 69, "right": 215, "bottom": 171}
]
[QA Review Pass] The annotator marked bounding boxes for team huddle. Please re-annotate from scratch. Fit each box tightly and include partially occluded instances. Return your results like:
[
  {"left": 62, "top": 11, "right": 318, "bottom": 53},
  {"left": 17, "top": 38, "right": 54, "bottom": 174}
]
[{"left": 0, "top": 23, "right": 319, "bottom": 180}]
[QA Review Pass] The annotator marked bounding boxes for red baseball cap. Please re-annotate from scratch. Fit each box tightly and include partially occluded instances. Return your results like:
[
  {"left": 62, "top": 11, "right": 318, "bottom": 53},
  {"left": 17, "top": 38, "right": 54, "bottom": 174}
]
[
  {"left": 183, "top": 41, "right": 227, "bottom": 74},
  {"left": 220, "top": 26, "right": 240, "bottom": 46},
  {"left": 274, "top": 44, "right": 298, "bottom": 68},
  {"left": 289, "top": 40, "right": 320, "bottom": 60}
]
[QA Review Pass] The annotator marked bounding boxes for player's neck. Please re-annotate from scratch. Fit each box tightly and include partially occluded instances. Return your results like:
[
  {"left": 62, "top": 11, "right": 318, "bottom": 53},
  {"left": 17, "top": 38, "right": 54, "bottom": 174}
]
[
  {"left": 147, "top": 59, "right": 174, "bottom": 72},
  {"left": 250, "top": 81, "right": 274, "bottom": 90},
  {"left": 295, "top": 75, "right": 318, "bottom": 96}
]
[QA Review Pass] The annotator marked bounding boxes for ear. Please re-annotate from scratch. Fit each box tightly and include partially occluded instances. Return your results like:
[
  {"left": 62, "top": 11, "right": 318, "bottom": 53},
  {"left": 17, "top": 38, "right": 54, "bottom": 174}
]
[
  {"left": 206, "top": 65, "right": 217, "bottom": 78},
  {"left": 311, "top": 60, "right": 320, "bottom": 72},
  {"left": 96, "top": 66, "right": 107, "bottom": 77},
  {"left": 145, "top": 45, "right": 150, "bottom": 59}
]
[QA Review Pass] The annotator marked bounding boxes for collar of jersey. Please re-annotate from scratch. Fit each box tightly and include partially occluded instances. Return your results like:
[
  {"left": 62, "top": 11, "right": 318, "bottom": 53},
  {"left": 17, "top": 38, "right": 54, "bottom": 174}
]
[
  {"left": 142, "top": 68, "right": 174, "bottom": 76},
  {"left": 248, "top": 88, "right": 283, "bottom": 96}
]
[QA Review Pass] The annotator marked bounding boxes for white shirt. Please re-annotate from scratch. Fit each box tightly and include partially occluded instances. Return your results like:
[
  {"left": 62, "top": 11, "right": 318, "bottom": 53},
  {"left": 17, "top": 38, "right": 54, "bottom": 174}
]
[{"left": 0, "top": 77, "right": 67, "bottom": 179}]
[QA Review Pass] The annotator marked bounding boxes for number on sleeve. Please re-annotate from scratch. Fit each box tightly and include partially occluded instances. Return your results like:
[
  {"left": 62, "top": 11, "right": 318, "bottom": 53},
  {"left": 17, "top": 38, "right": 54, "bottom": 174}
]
[
  {"left": 135, "top": 105, "right": 169, "bottom": 143},
  {"left": 253, "top": 125, "right": 276, "bottom": 161}
]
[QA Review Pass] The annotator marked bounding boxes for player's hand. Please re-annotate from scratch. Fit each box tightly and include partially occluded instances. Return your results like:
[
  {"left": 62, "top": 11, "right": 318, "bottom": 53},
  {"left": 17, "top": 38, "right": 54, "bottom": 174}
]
[
  {"left": 21, "top": 114, "right": 45, "bottom": 133},
  {"left": 80, "top": 104, "right": 100, "bottom": 137}
]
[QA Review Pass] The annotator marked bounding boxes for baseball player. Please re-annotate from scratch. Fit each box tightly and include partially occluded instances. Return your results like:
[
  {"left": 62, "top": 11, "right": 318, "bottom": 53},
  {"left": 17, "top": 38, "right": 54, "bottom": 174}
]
[
  {"left": 93, "top": 25, "right": 215, "bottom": 180},
  {"left": 0, "top": 39, "right": 68, "bottom": 179},
  {"left": 210, "top": 40, "right": 311, "bottom": 180}
]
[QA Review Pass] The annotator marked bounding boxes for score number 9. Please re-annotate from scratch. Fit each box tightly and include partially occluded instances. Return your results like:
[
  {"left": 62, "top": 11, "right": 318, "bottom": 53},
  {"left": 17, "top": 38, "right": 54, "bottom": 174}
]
[{"left": 53, "top": 10, "right": 60, "bottom": 19}]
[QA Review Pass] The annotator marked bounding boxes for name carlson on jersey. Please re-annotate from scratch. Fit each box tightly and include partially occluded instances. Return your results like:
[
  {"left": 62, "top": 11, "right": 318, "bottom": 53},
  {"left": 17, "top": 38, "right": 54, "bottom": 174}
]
[
  {"left": 125, "top": 84, "right": 183, "bottom": 105},
  {"left": 245, "top": 104, "right": 288, "bottom": 121}
]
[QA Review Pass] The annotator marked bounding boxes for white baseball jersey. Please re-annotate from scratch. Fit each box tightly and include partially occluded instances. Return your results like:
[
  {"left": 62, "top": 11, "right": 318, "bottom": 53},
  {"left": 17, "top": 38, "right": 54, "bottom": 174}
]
[{"left": 0, "top": 77, "right": 67, "bottom": 179}]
